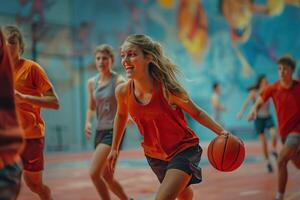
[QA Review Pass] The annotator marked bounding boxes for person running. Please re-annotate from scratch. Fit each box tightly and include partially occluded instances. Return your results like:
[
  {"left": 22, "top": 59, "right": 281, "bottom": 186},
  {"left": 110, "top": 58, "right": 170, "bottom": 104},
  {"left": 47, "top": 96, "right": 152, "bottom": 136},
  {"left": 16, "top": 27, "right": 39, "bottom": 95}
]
[
  {"left": 0, "top": 27, "right": 24, "bottom": 200},
  {"left": 3, "top": 25, "right": 59, "bottom": 200},
  {"left": 211, "top": 82, "right": 226, "bottom": 125},
  {"left": 107, "top": 34, "right": 231, "bottom": 200},
  {"left": 84, "top": 44, "right": 130, "bottom": 200},
  {"left": 237, "top": 74, "right": 278, "bottom": 172},
  {"left": 248, "top": 56, "right": 300, "bottom": 200}
]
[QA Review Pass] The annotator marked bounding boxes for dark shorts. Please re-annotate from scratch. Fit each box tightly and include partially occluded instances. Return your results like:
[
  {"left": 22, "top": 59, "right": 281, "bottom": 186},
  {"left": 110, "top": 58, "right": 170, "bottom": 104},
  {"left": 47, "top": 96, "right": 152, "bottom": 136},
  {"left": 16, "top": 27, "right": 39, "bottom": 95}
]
[
  {"left": 254, "top": 116, "right": 275, "bottom": 135},
  {"left": 20, "top": 138, "right": 44, "bottom": 172},
  {"left": 94, "top": 129, "right": 126, "bottom": 149},
  {"left": 0, "top": 162, "right": 22, "bottom": 200},
  {"left": 284, "top": 133, "right": 300, "bottom": 149},
  {"left": 146, "top": 145, "right": 202, "bottom": 186},
  {"left": 94, "top": 129, "right": 113, "bottom": 148}
]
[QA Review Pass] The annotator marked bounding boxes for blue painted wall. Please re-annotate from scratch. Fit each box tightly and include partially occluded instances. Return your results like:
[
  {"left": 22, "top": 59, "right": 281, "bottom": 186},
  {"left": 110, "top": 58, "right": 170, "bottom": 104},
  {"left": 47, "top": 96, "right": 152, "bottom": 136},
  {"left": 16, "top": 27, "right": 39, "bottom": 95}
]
[{"left": 1, "top": 0, "right": 299, "bottom": 150}]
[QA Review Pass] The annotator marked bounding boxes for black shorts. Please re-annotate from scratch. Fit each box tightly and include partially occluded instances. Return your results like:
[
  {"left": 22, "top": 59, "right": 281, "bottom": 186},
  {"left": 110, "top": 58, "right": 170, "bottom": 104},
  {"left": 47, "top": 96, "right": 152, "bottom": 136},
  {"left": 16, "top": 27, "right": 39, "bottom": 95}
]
[
  {"left": 254, "top": 116, "right": 275, "bottom": 135},
  {"left": 94, "top": 129, "right": 125, "bottom": 149},
  {"left": 146, "top": 145, "right": 202, "bottom": 186}
]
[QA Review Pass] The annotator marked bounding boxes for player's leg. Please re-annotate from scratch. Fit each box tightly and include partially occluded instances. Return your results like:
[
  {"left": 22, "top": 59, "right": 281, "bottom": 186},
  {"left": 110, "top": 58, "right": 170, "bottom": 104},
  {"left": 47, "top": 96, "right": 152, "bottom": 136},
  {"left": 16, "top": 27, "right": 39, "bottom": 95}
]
[
  {"left": 289, "top": 134, "right": 300, "bottom": 168},
  {"left": 259, "top": 133, "right": 270, "bottom": 161},
  {"left": 155, "top": 169, "right": 192, "bottom": 200},
  {"left": 91, "top": 129, "right": 129, "bottom": 199},
  {"left": 256, "top": 118, "right": 273, "bottom": 172},
  {"left": 89, "top": 142, "right": 111, "bottom": 200},
  {"left": 23, "top": 170, "right": 52, "bottom": 200},
  {"left": 102, "top": 166, "right": 128, "bottom": 200},
  {"left": 177, "top": 185, "right": 193, "bottom": 200},
  {"left": 21, "top": 138, "right": 52, "bottom": 200},
  {"left": 276, "top": 133, "right": 300, "bottom": 200},
  {"left": 155, "top": 146, "right": 202, "bottom": 200},
  {"left": 266, "top": 116, "right": 278, "bottom": 159}
]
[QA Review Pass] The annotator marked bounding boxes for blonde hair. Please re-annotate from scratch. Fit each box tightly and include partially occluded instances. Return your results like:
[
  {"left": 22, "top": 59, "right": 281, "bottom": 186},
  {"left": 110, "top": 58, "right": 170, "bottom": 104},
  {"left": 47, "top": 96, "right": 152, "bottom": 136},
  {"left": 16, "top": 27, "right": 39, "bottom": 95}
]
[
  {"left": 94, "top": 44, "right": 115, "bottom": 63},
  {"left": 3, "top": 25, "right": 25, "bottom": 54},
  {"left": 122, "top": 34, "right": 187, "bottom": 97}
]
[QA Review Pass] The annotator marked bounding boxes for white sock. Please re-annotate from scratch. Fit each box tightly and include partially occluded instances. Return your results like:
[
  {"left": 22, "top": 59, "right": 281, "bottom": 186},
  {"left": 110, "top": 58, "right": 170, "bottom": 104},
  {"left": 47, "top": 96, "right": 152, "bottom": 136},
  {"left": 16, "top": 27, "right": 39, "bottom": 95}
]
[{"left": 275, "top": 192, "right": 284, "bottom": 200}]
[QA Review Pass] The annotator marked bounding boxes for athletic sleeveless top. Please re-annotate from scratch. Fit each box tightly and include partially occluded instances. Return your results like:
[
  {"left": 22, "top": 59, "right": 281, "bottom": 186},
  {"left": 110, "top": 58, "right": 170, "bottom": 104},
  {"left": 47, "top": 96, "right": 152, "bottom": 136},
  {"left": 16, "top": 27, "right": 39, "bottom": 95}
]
[
  {"left": 256, "top": 90, "right": 270, "bottom": 118},
  {"left": 128, "top": 80, "right": 199, "bottom": 161},
  {"left": 93, "top": 72, "right": 118, "bottom": 131}
]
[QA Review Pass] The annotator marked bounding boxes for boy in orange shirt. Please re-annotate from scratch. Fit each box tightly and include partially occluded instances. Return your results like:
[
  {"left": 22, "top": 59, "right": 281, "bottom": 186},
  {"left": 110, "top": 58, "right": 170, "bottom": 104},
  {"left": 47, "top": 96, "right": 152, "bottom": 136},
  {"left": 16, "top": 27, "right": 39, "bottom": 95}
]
[
  {"left": 248, "top": 56, "right": 300, "bottom": 200},
  {"left": 3, "top": 25, "right": 59, "bottom": 200}
]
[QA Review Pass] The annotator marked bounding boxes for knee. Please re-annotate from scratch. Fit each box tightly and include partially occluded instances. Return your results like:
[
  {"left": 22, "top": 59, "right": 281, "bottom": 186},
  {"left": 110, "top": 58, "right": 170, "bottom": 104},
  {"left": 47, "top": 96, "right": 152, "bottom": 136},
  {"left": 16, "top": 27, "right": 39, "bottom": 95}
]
[
  {"left": 277, "top": 157, "right": 289, "bottom": 169},
  {"left": 103, "top": 173, "right": 114, "bottom": 186},
  {"left": 89, "top": 167, "right": 101, "bottom": 181},
  {"left": 177, "top": 187, "right": 193, "bottom": 200},
  {"left": 26, "top": 181, "right": 43, "bottom": 193},
  {"left": 155, "top": 193, "right": 177, "bottom": 200}
]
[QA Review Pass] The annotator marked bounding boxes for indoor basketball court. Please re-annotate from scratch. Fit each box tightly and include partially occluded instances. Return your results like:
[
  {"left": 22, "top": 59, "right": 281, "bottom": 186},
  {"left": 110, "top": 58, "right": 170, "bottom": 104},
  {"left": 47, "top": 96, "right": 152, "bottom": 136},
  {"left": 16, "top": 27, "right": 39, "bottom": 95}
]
[
  {"left": 17, "top": 142, "right": 300, "bottom": 200},
  {"left": 1, "top": 1, "right": 300, "bottom": 200}
]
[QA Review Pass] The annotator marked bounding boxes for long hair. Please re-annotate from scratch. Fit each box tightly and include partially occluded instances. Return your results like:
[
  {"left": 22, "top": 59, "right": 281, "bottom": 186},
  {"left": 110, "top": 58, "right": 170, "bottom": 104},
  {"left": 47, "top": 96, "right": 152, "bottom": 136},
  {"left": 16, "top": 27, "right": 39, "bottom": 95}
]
[
  {"left": 122, "top": 34, "right": 187, "bottom": 97},
  {"left": 247, "top": 74, "right": 266, "bottom": 91}
]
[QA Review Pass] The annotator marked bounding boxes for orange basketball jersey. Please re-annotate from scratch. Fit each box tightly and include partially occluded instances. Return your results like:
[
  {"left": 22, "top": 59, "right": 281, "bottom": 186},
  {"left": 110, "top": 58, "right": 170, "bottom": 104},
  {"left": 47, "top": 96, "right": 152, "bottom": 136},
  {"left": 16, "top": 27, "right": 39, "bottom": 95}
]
[{"left": 128, "top": 80, "right": 199, "bottom": 161}]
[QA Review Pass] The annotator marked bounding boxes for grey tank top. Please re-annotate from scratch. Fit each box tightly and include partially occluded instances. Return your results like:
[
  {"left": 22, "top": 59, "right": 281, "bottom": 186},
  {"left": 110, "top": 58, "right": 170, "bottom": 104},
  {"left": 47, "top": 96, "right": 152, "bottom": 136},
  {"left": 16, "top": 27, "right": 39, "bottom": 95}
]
[{"left": 93, "top": 72, "right": 118, "bottom": 131}]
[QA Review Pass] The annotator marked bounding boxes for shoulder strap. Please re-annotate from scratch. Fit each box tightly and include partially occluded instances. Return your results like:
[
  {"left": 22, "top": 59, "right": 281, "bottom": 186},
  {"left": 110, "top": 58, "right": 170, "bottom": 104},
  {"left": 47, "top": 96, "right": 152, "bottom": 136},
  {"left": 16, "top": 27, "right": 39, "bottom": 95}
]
[{"left": 93, "top": 74, "right": 100, "bottom": 90}]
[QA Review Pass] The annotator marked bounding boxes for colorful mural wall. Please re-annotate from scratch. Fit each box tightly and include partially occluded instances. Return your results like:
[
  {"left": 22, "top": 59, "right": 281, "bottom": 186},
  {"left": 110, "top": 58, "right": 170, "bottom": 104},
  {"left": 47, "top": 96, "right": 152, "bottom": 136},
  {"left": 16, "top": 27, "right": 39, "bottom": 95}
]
[{"left": 1, "top": 0, "right": 300, "bottom": 150}]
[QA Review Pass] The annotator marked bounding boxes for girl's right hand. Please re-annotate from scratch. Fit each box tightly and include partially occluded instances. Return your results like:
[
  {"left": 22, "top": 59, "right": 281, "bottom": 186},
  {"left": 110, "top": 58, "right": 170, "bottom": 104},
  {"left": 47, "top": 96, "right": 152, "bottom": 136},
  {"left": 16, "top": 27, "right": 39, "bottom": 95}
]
[
  {"left": 247, "top": 108, "right": 257, "bottom": 122},
  {"left": 107, "top": 150, "right": 118, "bottom": 175},
  {"left": 84, "top": 122, "right": 92, "bottom": 139}
]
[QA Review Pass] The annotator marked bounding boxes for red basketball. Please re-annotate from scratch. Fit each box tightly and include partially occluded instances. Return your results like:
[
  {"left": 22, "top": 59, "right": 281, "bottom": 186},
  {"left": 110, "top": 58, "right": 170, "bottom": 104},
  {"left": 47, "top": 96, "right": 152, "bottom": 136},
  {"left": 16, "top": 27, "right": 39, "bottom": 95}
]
[{"left": 207, "top": 134, "right": 245, "bottom": 172}]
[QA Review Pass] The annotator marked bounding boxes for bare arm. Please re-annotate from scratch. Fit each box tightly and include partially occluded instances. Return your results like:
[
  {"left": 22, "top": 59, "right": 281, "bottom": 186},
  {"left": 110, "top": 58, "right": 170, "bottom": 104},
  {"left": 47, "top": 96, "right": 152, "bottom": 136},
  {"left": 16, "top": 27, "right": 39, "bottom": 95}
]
[
  {"left": 111, "top": 82, "right": 129, "bottom": 151},
  {"left": 107, "top": 82, "right": 129, "bottom": 173},
  {"left": 236, "top": 90, "right": 256, "bottom": 119},
  {"left": 170, "top": 92, "right": 226, "bottom": 136},
  {"left": 115, "top": 75, "right": 134, "bottom": 125},
  {"left": 84, "top": 79, "right": 96, "bottom": 139},
  {"left": 247, "top": 96, "right": 264, "bottom": 121},
  {"left": 15, "top": 88, "right": 59, "bottom": 109}
]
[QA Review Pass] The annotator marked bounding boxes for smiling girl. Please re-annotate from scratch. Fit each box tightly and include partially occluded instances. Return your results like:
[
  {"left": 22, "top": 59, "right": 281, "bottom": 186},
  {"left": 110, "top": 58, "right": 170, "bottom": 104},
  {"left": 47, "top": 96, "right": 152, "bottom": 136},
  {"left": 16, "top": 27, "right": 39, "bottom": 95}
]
[{"left": 107, "top": 34, "right": 231, "bottom": 200}]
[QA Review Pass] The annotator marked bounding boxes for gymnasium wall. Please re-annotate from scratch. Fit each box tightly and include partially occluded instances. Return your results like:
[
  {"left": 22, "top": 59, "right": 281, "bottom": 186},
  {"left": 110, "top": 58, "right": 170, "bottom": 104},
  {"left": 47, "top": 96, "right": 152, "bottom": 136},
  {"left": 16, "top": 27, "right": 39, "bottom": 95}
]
[{"left": 1, "top": 0, "right": 300, "bottom": 151}]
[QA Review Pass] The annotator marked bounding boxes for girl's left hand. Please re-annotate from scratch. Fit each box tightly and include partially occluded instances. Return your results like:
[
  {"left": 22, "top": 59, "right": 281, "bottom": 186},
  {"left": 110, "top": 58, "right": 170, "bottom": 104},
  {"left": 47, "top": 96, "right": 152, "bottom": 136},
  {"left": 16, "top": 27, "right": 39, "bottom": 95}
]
[{"left": 220, "top": 130, "right": 230, "bottom": 136}]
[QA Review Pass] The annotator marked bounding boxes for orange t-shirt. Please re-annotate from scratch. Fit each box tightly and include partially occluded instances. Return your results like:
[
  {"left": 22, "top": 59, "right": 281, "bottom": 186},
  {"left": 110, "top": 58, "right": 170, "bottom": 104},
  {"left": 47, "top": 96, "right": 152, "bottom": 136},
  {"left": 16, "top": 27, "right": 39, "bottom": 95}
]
[
  {"left": 261, "top": 81, "right": 300, "bottom": 141},
  {"left": 13, "top": 59, "right": 53, "bottom": 139}
]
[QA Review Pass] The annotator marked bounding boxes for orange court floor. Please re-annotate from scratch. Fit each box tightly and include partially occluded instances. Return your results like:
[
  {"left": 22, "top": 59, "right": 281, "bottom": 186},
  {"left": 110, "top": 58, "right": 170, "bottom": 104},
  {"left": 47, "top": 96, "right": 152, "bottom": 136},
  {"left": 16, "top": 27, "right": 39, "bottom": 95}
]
[{"left": 18, "top": 142, "right": 300, "bottom": 200}]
